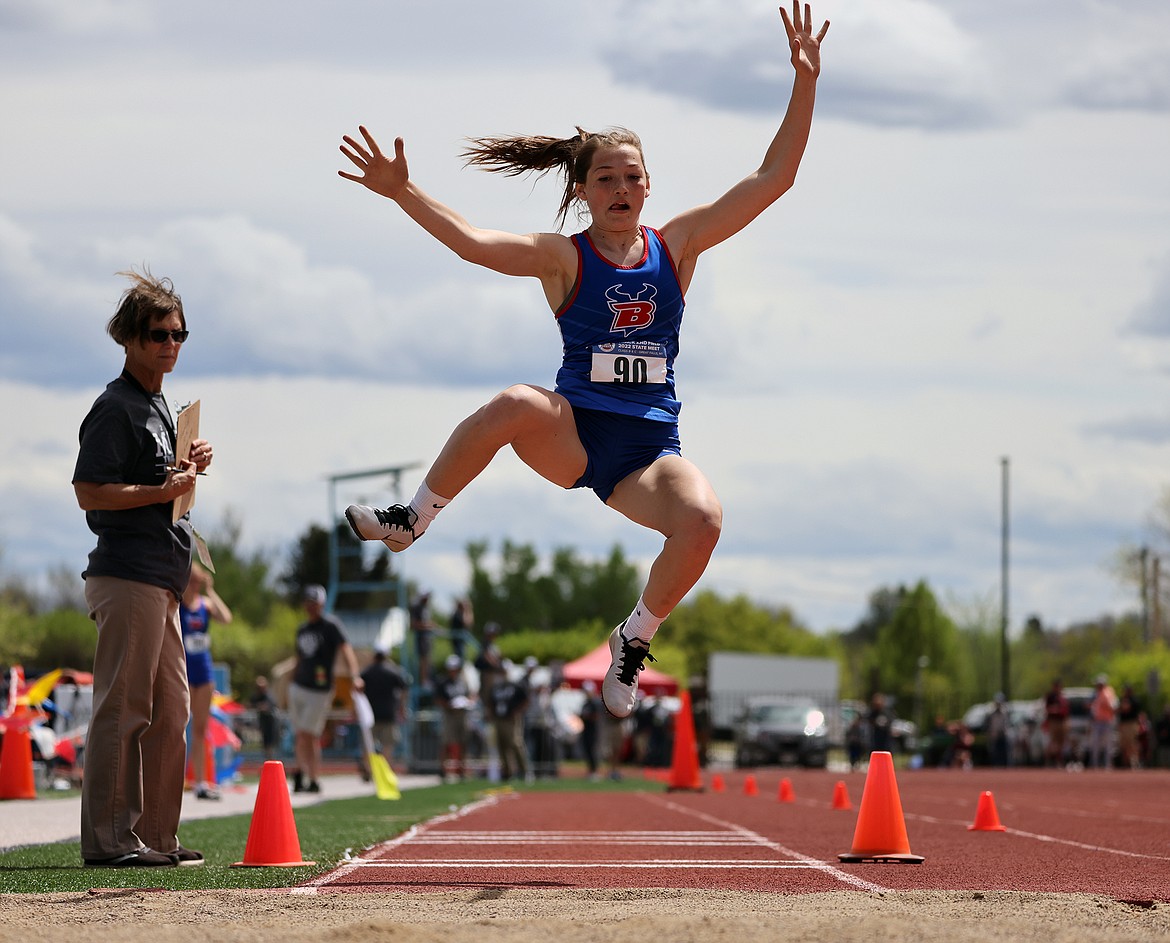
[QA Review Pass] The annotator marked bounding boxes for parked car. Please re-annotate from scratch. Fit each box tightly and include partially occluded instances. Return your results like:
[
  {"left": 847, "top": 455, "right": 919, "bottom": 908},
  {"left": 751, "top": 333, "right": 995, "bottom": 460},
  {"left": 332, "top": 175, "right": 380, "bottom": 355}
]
[
  {"left": 836, "top": 699, "right": 917, "bottom": 753},
  {"left": 732, "top": 696, "right": 829, "bottom": 768},
  {"left": 960, "top": 699, "right": 1043, "bottom": 766}
]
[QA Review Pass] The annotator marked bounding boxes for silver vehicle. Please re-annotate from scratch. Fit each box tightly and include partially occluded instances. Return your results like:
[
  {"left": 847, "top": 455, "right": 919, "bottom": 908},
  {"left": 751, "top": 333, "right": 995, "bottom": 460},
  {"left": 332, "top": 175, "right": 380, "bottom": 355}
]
[{"left": 733, "top": 696, "right": 829, "bottom": 769}]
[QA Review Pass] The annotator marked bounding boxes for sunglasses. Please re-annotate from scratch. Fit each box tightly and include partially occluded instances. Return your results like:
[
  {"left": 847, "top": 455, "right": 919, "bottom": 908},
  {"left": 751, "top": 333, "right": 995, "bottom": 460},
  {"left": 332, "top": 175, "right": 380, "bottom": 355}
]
[{"left": 146, "top": 328, "right": 190, "bottom": 344}]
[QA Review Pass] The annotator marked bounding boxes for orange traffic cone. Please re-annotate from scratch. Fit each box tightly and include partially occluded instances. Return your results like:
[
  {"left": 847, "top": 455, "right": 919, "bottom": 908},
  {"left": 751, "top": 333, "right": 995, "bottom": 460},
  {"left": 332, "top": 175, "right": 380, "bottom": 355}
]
[
  {"left": 231, "top": 761, "right": 315, "bottom": 867},
  {"left": 838, "top": 751, "right": 924, "bottom": 864},
  {"left": 968, "top": 790, "right": 1007, "bottom": 832},
  {"left": 666, "top": 690, "right": 704, "bottom": 792},
  {"left": 0, "top": 714, "right": 37, "bottom": 800},
  {"left": 777, "top": 777, "right": 795, "bottom": 803},
  {"left": 711, "top": 773, "right": 726, "bottom": 792},
  {"left": 831, "top": 780, "right": 852, "bottom": 810},
  {"left": 743, "top": 773, "right": 759, "bottom": 796}
]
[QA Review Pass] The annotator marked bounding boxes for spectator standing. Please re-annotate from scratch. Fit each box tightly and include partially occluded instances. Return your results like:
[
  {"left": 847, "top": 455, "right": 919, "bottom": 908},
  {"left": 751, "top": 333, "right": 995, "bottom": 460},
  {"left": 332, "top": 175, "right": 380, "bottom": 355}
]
[
  {"left": 1117, "top": 684, "right": 1142, "bottom": 768},
  {"left": 288, "top": 585, "right": 363, "bottom": 794},
  {"left": 1088, "top": 674, "right": 1118, "bottom": 770},
  {"left": 868, "top": 692, "right": 893, "bottom": 754},
  {"left": 360, "top": 643, "right": 411, "bottom": 768},
  {"left": 474, "top": 621, "right": 506, "bottom": 694},
  {"left": 434, "top": 654, "right": 474, "bottom": 782},
  {"left": 409, "top": 591, "right": 436, "bottom": 690},
  {"left": 987, "top": 695, "right": 1010, "bottom": 768},
  {"left": 689, "top": 678, "right": 712, "bottom": 768},
  {"left": 449, "top": 597, "right": 474, "bottom": 663},
  {"left": 846, "top": 714, "right": 866, "bottom": 770},
  {"left": 1043, "top": 678, "right": 1070, "bottom": 767},
  {"left": 489, "top": 663, "right": 531, "bottom": 782},
  {"left": 73, "top": 268, "right": 215, "bottom": 868},
  {"left": 179, "top": 562, "right": 233, "bottom": 799},
  {"left": 248, "top": 676, "right": 279, "bottom": 761},
  {"left": 1153, "top": 705, "right": 1170, "bottom": 769},
  {"left": 578, "top": 679, "right": 603, "bottom": 780}
]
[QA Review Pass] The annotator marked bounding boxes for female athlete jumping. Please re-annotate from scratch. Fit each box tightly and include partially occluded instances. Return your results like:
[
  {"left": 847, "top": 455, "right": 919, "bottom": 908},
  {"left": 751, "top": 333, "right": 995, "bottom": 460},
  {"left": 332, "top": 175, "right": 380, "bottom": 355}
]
[{"left": 340, "top": 3, "right": 828, "bottom": 718}]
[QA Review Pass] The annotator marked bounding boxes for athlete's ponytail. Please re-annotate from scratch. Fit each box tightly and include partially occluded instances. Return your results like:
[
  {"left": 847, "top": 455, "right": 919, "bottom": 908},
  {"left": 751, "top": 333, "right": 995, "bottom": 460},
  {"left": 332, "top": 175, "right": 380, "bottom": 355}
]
[{"left": 462, "top": 127, "right": 645, "bottom": 229}]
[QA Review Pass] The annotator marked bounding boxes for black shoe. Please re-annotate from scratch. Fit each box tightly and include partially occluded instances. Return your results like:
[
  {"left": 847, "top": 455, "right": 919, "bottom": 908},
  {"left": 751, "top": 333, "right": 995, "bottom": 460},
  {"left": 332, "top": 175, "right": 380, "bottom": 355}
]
[
  {"left": 292, "top": 769, "right": 303, "bottom": 792},
  {"left": 84, "top": 847, "right": 177, "bottom": 868},
  {"left": 169, "top": 846, "right": 205, "bottom": 866},
  {"left": 305, "top": 781, "right": 321, "bottom": 794}
]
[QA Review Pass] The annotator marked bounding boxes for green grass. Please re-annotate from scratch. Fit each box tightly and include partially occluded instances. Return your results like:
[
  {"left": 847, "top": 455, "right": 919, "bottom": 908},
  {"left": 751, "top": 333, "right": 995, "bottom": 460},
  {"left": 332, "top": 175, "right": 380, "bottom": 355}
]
[{"left": 0, "top": 776, "right": 655, "bottom": 894}]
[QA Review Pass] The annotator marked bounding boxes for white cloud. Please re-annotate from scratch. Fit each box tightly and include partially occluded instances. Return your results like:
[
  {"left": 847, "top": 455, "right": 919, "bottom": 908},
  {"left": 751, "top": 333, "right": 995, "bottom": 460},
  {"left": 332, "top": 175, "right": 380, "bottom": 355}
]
[{"left": 1, "top": 0, "right": 1168, "bottom": 635}]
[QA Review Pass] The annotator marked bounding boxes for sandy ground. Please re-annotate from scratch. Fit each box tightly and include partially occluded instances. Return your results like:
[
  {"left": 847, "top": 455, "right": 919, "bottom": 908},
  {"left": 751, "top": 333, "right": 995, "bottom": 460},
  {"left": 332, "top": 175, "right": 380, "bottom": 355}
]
[{"left": 0, "top": 888, "right": 1167, "bottom": 942}]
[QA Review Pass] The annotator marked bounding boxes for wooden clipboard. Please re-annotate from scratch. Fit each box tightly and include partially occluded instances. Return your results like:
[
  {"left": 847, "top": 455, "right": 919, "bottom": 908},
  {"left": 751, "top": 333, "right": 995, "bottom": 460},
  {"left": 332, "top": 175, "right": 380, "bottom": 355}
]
[{"left": 172, "top": 400, "right": 200, "bottom": 524}]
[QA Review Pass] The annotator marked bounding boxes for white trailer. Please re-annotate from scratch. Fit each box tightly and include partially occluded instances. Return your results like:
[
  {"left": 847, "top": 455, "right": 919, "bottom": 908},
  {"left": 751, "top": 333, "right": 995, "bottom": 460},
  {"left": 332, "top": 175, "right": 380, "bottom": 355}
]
[{"left": 707, "top": 652, "right": 840, "bottom": 734}]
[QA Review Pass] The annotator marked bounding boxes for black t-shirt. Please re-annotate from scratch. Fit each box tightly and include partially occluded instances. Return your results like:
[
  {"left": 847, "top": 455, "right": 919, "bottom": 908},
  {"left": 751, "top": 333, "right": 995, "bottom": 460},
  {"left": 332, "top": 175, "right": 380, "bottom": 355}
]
[
  {"left": 292, "top": 614, "right": 349, "bottom": 690},
  {"left": 73, "top": 372, "right": 192, "bottom": 598},
  {"left": 360, "top": 659, "right": 410, "bottom": 721}
]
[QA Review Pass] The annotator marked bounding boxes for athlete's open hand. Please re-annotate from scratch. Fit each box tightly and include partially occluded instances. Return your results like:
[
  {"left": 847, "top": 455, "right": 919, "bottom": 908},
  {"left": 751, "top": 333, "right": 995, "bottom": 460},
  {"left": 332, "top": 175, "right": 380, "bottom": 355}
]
[
  {"left": 339, "top": 126, "right": 408, "bottom": 200},
  {"left": 779, "top": 2, "right": 829, "bottom": 78}
]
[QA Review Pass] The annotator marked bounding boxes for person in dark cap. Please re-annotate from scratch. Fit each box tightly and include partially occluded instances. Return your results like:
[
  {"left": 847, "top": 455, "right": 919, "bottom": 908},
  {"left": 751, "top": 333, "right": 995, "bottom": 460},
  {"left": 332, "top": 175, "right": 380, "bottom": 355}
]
[{"left": 288, "top": 585, "right": 363, "bottom": 793}]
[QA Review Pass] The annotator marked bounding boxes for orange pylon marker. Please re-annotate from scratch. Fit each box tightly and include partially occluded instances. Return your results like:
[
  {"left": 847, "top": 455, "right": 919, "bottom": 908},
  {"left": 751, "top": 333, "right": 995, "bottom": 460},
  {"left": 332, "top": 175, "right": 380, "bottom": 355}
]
[
  {"left": 968, "top": 790, "right": 1007, "bottom": 832},
  {"left": 666, "top": 690, "right": 704, "bottom": 792},
  {"left": 777, "top": 777, "right": 795, "bottom": 803},
  {"left": 831, "top": 779, "right": 852, "bottom": 810},
  {"left": 231, "top": 761, "right": 316, "bottom": 867},
  {"left": 0, "top": 711, "right": 37, "bottom": 800},
  {"left": 711, "top": 773, "right": 726, "bottom": 792},
  {"left": 838, "top": 751, "right": 924, "bottom": 864},
  {"left": 743, "top": 773, "right": 759, "bottom": 796}
]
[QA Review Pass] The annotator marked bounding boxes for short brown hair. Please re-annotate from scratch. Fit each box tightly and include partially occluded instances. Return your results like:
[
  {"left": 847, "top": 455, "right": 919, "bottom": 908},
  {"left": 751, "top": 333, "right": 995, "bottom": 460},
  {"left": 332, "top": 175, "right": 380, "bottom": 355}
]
[{"left": 106, "top": 268, "right": 185, "bottom": 347}]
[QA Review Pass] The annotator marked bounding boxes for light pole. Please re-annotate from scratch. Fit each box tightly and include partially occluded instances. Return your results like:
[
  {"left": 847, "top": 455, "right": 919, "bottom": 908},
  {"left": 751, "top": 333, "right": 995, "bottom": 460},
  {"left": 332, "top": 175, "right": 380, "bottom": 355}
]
[{"left": 1000, "top": 457, "right": 1011, "bottom": 702}]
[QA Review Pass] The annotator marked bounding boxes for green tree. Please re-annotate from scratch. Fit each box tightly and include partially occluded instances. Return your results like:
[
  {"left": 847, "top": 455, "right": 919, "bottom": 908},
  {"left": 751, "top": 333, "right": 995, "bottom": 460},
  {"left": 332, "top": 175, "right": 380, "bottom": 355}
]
[
  {"left": 667, "top": 589, "right": 836, "bottom": 681},
  {"left": 203, "top": 509, "right": 283, "bottom": 626},
  {"left": 465, "top": 540, "right": 639, "bottom": 633},
  {"left": 869, "top": 581, "right": 960, "bottom": 710},
  {"left": 280, "top": 520, "right": 399, "bottom": 611}
]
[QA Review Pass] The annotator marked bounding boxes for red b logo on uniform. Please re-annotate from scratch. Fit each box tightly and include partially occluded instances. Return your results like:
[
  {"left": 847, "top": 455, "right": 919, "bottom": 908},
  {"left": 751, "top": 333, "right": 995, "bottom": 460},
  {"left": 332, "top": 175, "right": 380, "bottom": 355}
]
[{"left": 606, "top": 283, "right": 657, "bottom": 336}]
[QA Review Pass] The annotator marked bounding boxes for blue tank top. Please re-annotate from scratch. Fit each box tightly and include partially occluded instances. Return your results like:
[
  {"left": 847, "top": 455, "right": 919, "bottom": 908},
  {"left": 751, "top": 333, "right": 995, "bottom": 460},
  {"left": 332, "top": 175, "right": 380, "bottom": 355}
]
[
  {"left": 554, "top": 227, "right": 684, "bottom": 422},
  {"left": 181, "top": 597, "right": 214, "bottom": 686}
]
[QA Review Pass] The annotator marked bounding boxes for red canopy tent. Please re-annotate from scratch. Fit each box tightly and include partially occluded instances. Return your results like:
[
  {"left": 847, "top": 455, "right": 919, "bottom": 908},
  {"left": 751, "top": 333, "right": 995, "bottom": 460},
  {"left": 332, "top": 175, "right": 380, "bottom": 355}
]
[{"left": 560, "top": 641, "right": 679, "bottom": 694}]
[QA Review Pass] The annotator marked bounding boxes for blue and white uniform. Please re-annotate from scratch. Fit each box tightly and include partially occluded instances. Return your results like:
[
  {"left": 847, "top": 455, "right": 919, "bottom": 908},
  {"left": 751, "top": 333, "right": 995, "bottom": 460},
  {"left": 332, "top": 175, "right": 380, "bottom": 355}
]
[
  {"left": 180, "top": 596, "right": 214, "bottom": 688},
  {"left": 555, "top": 227, "right": 686, "bottom": 501}
]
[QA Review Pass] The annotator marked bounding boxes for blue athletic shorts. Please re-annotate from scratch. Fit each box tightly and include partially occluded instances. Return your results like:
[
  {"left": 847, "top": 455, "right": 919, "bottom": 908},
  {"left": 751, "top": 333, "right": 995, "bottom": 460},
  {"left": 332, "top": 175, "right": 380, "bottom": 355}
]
[{"left": 570, "top": 406, "right": 681, "bottom": 503}]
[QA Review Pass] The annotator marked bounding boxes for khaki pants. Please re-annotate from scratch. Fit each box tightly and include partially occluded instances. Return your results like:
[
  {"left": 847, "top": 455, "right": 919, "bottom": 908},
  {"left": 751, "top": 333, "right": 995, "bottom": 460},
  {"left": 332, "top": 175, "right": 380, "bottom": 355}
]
[
  {"left": 493, "top": 714, "right": 528, "bottom": 780},
  {"left": 80, "top": 576, "right": 189, "bottom": 859}
]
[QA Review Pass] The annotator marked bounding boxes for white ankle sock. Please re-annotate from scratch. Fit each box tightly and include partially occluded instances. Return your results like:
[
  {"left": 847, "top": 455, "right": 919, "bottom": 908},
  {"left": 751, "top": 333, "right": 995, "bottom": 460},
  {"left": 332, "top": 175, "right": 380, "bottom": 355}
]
[
  {"left": 622, "top": 595, "right": 665, "bottom": 645},
  {"left": 409, "top": 480, "right": 451, "bottom": 533}
]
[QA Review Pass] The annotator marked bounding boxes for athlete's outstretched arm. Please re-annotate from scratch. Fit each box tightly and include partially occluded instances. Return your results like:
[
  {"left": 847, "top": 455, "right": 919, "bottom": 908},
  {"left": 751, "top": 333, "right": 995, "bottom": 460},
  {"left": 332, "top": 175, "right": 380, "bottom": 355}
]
[
  {"left": 661, "top": 2, "right": 829, "bottom": 266},
  {"left": 339, "top": 126, "right": 564, "bottom": 281}
]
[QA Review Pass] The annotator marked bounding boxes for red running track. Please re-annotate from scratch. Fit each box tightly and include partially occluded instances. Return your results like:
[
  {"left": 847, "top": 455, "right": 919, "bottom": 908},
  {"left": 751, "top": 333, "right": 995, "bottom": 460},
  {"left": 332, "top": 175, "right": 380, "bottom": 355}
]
[{"left": 304, "top": 768, "right": 1170, "bottom": 902}]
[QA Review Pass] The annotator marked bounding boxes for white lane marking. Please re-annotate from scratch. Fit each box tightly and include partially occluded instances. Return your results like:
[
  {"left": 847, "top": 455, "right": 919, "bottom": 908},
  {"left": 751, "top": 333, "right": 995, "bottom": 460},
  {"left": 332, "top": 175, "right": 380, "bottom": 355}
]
[
  {"left": 907, "top": 813, "right": 1170, "bottom": 861},
  {"left": 294, "top": 792, "right": 506, "bottom": 894},
  {"left": 344, "top": 860, "right": 837, "bottom": 869},
  {"left": 642, "top": 793, "right": 894, "bottom": 893},
  {"left": 302, "top": 789, "right": 892, "bottom": 893}
]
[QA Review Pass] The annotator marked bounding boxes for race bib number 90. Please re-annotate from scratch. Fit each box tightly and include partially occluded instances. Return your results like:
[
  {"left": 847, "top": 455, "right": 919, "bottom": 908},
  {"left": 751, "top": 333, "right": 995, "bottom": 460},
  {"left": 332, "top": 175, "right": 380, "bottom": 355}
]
[{"left": 590, "top": 341, "right": 668, "bottom": 384}]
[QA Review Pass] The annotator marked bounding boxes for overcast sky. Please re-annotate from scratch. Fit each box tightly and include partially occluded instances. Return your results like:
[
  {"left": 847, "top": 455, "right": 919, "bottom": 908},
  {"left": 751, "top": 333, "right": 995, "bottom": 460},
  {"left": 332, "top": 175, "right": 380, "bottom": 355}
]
[{"left": 1, "top": 0, "right": 1168, "bottom": 635}]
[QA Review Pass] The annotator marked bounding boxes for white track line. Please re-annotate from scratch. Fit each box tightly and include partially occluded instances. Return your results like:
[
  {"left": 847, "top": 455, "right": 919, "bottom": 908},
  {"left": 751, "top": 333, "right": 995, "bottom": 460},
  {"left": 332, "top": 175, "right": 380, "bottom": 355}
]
[
  {"left": 905, "top": 813, "right": 1170, "bottom": 862},
  {"left": 303, "top": 790, "right": 893, "bottom": 894},
  {"left": 642, "top": 793, "right": 893, "bottom": 892}
]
